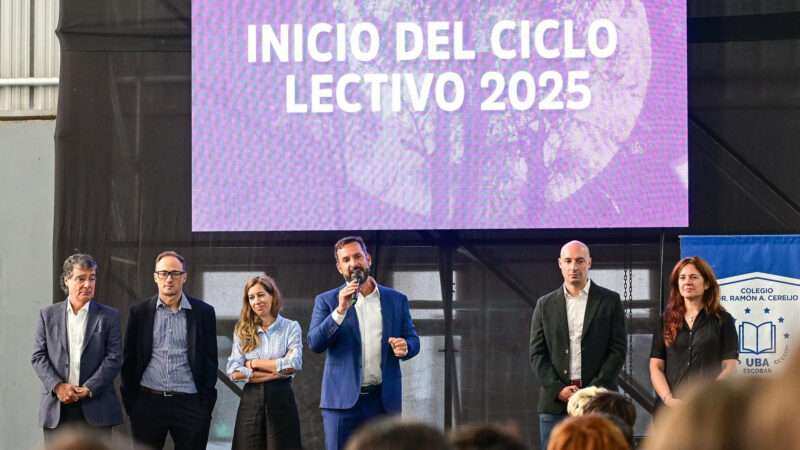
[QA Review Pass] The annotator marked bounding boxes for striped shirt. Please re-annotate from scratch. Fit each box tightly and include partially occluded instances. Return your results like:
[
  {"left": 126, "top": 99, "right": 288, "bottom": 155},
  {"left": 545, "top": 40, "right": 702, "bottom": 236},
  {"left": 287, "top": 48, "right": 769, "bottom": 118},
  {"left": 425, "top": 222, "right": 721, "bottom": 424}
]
[
  {"left": 140, "top": 294, "right": 198, "bottom": 393},
  {"left": 226, "top": 314, "right": 303, "bottom": 382}
]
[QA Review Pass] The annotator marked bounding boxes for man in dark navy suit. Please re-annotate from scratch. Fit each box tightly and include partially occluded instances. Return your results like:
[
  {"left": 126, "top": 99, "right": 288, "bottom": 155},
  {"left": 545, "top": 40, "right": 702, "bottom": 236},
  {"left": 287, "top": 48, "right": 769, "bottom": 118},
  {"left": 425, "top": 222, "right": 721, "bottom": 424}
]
[
  {"left": 308, "top": 236, "right": 420, "bottom": 450},
  {"left": 121, "top": 250, "right": 218, "bottom": 450}
]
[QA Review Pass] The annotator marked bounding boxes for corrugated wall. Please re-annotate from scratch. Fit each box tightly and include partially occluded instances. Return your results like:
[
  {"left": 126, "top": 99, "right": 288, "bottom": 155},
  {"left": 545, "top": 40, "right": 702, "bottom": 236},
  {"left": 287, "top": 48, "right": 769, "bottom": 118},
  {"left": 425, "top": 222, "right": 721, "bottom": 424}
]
[{"left": 0, "top": 0, "right": 59, "bottom": 117}]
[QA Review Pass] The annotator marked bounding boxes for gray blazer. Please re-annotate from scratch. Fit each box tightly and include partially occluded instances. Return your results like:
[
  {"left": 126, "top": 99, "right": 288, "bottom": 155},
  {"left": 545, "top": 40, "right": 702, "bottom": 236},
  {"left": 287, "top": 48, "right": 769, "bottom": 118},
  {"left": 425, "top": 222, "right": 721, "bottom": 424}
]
[{"left": 31, "top": 300, "right": 123, "bottom": 428}]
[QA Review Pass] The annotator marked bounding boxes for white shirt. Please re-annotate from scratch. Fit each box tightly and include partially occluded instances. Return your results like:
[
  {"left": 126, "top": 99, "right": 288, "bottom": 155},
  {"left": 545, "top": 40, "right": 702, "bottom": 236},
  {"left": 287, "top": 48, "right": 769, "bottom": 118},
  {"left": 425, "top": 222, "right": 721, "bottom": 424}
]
[
  {"left": 66, "top": 299, "right": 91, "bottom": 385},
  {"left": 332, "top": 281, "right": 383, "bottom": 386},
  {"left": 564, "top": 280, "right": 590, "bottom": 380}
]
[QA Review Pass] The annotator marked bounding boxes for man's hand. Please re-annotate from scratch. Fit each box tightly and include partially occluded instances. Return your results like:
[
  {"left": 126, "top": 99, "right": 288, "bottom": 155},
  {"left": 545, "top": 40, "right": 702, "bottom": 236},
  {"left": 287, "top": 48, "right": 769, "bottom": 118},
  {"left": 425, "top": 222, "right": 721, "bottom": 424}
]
[
  {"left": 557, "top": 385, "right": 579, "bottom": 402},
  {"left": 75, "top": 386, "right": 91, "bottom": 400},
  {"left": 388, "top": 337, "right": 408, "bottom": 358},
  {"left": 54, "top": 383, "right": 79, "bottom": 404},
  {"left": 336, "top": 280, "right": 359, "bottom": 315}
]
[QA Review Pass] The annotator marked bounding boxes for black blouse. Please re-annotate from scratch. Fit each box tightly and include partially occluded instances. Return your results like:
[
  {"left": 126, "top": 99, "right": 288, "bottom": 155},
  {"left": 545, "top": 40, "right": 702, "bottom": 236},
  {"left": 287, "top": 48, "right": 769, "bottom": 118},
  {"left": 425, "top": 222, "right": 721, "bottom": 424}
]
[{"left": 650, "top": 309, "right": 739, "bottom": 395}]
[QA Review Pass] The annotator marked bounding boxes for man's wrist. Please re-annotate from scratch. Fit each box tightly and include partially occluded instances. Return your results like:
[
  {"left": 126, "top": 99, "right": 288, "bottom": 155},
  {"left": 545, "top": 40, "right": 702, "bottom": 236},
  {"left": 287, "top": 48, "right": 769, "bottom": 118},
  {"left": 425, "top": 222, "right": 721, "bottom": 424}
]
[{"left": 332, "top": 308, "right": 346, "bottom": 324}]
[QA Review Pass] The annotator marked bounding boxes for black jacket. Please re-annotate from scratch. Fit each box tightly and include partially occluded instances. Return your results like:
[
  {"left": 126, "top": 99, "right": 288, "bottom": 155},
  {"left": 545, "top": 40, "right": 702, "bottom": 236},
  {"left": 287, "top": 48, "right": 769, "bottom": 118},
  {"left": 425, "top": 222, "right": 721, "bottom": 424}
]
[
  {"left": 529, "top": 282, "right": 627, "bottom": 414},
  {"left": 120, "top": 295, "right": 218, "bottom": 414}
]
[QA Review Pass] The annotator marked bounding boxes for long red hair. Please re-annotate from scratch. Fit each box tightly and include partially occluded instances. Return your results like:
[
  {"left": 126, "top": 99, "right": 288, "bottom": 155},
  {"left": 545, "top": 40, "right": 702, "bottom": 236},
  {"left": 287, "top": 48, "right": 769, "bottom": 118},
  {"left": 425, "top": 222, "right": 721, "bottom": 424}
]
[{"left": 663, "top": 256, "right": 723, "bottom": 346}]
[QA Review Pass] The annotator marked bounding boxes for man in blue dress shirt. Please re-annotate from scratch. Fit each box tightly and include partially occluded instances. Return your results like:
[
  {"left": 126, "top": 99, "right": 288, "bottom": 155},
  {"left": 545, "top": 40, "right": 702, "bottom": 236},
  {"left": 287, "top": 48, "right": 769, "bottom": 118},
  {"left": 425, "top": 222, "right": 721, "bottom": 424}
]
[{"left": 121, "top": 251, "right": 218, "bottom": 450}]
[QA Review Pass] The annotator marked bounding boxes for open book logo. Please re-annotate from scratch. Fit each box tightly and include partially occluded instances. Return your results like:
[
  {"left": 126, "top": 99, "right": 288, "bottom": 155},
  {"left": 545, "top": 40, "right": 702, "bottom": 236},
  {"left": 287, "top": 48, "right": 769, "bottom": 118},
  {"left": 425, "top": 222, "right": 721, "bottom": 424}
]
[
  {"left": 719, "top": 271, "right": 799, "bottom": 374},
  {"left": 739, "top": 321, "right": 777, "bottom": 355}
]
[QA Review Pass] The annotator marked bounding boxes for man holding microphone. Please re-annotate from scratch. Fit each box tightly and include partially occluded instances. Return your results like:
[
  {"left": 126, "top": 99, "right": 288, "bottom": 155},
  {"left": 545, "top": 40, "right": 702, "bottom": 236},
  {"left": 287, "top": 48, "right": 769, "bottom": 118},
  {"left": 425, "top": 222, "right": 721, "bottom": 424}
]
[{"left": 308, "top": 236, "right": 420, "bottom": 450}]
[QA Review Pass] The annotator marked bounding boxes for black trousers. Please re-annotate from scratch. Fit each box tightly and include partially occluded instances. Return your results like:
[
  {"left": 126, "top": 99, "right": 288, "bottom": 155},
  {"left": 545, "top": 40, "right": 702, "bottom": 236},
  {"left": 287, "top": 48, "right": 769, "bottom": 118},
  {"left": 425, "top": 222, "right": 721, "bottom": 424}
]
[
  {"left": 43, "top": 402, "right": 112, "bottom": 445},
  {"left": 130, "top": 390, "right": 212, "bottom": 450},
  {"left": 232, "top": 378, "right": 302, "bottom": 450}
]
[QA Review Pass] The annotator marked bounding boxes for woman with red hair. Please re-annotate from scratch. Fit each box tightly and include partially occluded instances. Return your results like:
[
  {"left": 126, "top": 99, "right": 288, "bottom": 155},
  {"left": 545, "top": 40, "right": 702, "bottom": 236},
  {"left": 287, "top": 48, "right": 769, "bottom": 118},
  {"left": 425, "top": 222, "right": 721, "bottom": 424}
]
[
  {"left": 649, "top": 256, "right": 738, "bottom": 407},
  {"left": 547, "top": 414, "right": 629, "bottom": 450}
]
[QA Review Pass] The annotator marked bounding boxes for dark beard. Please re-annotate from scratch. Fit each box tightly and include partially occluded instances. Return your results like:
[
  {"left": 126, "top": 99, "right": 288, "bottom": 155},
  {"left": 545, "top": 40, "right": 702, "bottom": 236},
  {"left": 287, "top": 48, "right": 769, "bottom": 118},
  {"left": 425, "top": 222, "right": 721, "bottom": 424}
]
[{"left": 347, "top": 267, "right": 370, "bottom": 282}]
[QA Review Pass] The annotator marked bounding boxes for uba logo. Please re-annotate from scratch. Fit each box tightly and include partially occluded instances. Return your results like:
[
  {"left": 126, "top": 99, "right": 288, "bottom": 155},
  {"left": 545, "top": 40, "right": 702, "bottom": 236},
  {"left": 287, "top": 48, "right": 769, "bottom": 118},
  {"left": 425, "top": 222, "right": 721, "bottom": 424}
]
[{"left": 719, "top": 272, "right": 799, "bottom": 376}]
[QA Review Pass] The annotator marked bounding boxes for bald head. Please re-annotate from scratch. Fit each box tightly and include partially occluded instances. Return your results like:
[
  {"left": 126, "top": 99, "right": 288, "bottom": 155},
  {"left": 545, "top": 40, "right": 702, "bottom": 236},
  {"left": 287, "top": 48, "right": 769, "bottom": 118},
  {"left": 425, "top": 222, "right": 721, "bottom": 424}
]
[
  {"left": 560, "top": 240, "right": 591, "bottom": 259},
  {"left": 559, "top": 240, "right": 592, "bottom": 293}
]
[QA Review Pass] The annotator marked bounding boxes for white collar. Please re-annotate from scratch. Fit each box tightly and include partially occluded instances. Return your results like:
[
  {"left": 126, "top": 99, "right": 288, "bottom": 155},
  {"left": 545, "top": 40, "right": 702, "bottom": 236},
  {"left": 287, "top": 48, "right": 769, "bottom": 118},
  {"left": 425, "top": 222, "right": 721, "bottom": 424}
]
[
  {"left": 67, "top": 299, "right": 92, "bottom": 316},
  {"left": 563, "top": 279, "right": 591, "bottom": 298}
]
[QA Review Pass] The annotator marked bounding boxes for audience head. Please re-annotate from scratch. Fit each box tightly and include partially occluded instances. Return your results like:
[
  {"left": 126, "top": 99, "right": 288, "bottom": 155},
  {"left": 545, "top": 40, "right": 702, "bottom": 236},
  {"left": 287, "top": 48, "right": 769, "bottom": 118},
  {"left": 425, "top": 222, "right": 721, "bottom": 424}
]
[
  {"left": 743, "top": 351, "right": 800, "bottom": 450},
  {"left": 547, "top": 414, "right": 629, "bottom": 450},
  {"left": 582, "top": 392, "right": 636, "bottom": 428},
  {"left": 643, "top": 376, "right": 765, "bottom": 450},
  {"left": 450, "top": 423, "right": 528, "bottom": 450},
  {"left": 598, "top": 413, "right": 634, "bottom": 450},
  {"left": 345, "top": 417, "right": 452, "bottom": 450},
  {"left": 42, "top": 427, "right": 111, "bottom": 450},
  {"left": 566, "top": 386, "right": 608, "bottom": 417}
]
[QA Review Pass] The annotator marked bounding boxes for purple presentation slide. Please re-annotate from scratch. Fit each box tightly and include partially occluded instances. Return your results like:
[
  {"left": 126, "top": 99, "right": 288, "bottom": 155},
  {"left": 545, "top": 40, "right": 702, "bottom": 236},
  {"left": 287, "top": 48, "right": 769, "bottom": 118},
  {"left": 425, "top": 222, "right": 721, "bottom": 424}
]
[{"left": 192, "top": 1, "right": 687, "bottom": 231}]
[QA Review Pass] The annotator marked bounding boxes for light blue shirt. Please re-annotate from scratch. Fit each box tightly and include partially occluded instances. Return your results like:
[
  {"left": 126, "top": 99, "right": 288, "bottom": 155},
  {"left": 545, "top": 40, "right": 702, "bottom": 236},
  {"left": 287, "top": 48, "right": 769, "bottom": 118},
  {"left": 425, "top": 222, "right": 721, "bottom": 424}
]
[
  {"left": 226, "top": 314, "right": 303, "bottom": 382},
  {"left": 140, "top": 294, "right": 198, "bottom": 393}
]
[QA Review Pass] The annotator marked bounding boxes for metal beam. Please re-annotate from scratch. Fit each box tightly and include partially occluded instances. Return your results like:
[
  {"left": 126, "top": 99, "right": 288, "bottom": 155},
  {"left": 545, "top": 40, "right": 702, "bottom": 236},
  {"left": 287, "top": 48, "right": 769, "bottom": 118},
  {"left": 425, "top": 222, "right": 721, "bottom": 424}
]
[
  {"left": 690, "top": 115, "right": 800, "bottom": 227},
  {"left": 618, "top": 372, "right": 657, "bottom": 414},
  {"left": 457, "top": 244, "right": 538, "bottom": 308},
  {"left": 689, "top": 12, "right": 800, "bottom": 43},
  {"left": 0, "top": 77, "right": 58, "bottom": 86},
  {"left": 217, "top": 368, "right": 242, "bottom": 398},
  {"left": 438, "top": 242, "right": 458, "bottom": 428}
]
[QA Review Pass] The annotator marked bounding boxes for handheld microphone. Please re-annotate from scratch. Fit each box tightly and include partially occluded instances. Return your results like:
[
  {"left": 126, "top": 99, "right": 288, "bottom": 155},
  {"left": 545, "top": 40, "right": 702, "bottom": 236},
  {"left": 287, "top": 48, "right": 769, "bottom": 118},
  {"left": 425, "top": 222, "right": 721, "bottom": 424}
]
[{"left": 351, "top": 268, "right": 366, "bottom": 306}]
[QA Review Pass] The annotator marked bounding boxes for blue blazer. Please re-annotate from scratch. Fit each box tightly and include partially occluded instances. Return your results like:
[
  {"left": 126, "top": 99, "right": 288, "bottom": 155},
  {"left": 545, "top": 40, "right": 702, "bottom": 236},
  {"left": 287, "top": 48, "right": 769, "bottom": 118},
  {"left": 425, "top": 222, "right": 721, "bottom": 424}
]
[
  {"left": 31, "top": 300, "right": 123, "bottom": 428},
  {"left": 308, "top": 284, "right": 420, "bottom": 412}
]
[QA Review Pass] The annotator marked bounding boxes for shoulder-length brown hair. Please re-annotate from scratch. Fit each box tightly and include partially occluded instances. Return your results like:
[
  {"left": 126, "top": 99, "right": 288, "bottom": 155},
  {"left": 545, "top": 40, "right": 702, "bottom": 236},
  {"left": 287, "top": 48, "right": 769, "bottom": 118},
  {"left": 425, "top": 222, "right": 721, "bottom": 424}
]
[
  {"left": 663, "top": 256, "right": 723, "bottom": 346},
  {"left": 234, "top": 274, "right": 283, "bottom": 353}
]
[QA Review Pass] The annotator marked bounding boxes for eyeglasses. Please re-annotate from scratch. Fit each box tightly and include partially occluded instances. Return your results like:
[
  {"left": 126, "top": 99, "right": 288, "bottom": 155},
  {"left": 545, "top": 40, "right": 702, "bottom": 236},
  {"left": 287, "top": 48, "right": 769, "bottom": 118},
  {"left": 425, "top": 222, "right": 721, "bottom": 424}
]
[{"left": 155, "top": 271, "right": 185, "bottom": 280}]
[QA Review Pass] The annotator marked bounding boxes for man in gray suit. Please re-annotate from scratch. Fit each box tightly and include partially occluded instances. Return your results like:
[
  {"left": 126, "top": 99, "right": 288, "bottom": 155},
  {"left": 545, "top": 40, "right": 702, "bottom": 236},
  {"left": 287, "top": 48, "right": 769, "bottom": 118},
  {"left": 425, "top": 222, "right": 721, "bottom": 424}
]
[
  {"left": 32, "top": 253, "right": 123, "bottom": 442},
  {"left": 529, "top": 241, "right": 626, "bottom": 450}
]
